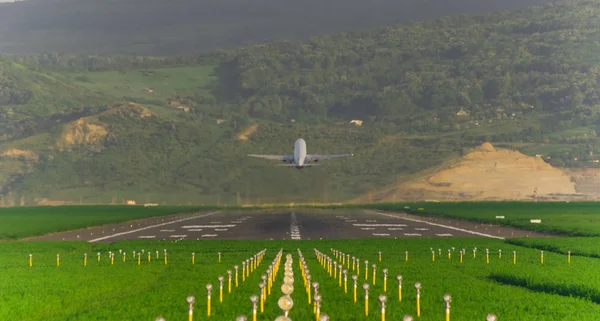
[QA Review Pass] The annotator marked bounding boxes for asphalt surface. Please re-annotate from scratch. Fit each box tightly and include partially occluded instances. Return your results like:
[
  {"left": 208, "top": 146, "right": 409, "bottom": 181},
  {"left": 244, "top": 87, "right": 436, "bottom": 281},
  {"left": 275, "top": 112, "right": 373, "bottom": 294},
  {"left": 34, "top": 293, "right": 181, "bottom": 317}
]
[{"left": 27, "top": 209, "right": 552, "bottom": 243}]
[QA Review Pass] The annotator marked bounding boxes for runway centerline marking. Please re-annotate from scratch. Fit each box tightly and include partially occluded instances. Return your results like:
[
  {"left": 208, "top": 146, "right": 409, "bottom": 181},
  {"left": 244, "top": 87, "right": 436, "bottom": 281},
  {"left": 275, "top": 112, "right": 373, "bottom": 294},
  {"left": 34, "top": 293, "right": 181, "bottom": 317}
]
[
  {"left": 290, "top": 212, "right": 301, "bottom": 240},
  {"left": 373, "top": 212, "right": 505, "bottom": 239},
  {"left": 137, "top": 235, "right": 155, "bottom": 239},
  {"left": 88, "top": 211, "right": 220, "bottom": 242}
]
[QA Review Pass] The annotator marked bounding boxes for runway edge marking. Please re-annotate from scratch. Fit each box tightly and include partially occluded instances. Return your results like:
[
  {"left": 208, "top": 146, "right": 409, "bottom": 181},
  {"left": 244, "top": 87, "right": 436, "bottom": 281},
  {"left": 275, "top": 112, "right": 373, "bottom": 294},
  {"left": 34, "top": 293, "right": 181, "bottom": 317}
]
[
  {"left": 88, "top": 211, "right": 221, "bottom": 242},
  {"left": 372, "top": 212, "right": 505, "bottom": 240}
]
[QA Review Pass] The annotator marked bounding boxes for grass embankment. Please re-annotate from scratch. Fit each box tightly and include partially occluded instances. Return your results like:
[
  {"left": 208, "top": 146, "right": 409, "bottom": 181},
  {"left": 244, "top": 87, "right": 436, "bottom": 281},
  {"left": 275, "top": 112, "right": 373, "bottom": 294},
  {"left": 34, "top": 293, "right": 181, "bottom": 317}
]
[
  {"left": 2, "top": 238, "right": 600, "bottom": 320},
  {"left": 362, "top": 201, "right": 600, "bottom": 236},
  {"left": 0, "top": 205, "right": 221, "bottom": 240}
]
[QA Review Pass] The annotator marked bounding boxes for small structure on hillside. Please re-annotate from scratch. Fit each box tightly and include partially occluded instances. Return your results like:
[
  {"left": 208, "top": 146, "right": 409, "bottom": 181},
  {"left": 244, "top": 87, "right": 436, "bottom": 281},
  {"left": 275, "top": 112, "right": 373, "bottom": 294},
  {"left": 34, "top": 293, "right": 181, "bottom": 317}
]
[{"left": 456, "top": 108, "right": 469, "bottom": 116}]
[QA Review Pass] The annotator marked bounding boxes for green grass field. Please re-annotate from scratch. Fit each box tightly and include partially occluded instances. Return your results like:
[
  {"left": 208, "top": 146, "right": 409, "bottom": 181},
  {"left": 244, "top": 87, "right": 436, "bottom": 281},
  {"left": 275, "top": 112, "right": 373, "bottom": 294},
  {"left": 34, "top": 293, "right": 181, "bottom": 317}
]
[
  {"left": 69, "top": 66, "right": 216, "bottom": 100},
  {"left": 2, "top": 239, "right": 599, "bottom": 320},
  {"left": 364, "top": 202, "right": 600, "bottom": 236},
  {"left": 506, "top": 237, "right": 600, "bottom": 258},
  {"left": 0, "top": 206, "right": 218, "bottom": 240}
]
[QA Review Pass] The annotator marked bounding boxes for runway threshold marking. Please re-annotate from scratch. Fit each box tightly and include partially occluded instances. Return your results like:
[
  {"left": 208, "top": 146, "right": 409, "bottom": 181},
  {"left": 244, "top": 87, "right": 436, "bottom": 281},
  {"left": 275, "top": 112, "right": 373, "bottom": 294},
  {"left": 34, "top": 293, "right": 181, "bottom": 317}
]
[
  {"left": 373, "top": 212, "right": 505, "bottom": 239},
  {"left": 88, "top": 211, "right": 220, "bottom": 242}
]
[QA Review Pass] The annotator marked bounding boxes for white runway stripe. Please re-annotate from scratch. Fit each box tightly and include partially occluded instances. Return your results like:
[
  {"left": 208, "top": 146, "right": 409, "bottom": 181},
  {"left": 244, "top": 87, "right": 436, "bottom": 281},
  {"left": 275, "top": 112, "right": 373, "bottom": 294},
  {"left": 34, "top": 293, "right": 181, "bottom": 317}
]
[
  {"left": 202, "top": 234, "right": 218, "bottom": 237},
  {"left": 137, "top": 235, "right": 155, "bottom": 239},
  {"left": 436, "top": 234, "right": 453, "bottom": 237},
  {"left": 414, "top": 228, "right": 429, "bottom": 231},
  {"left": 182, "top": 225, "right": 236, "bottom": 228},
  {"left": 187, "top": 229, "right": 203, "bottom": 231},
  {"left": 160, "top": 229, "right": 175, "bottom": 232},
  {"left": 403, "top": 233, "right": 422, "bottom": 236},
  {"left": 215, "top": 228, "right": 229, "bottom": 231},
  {"left": 170, "top": 235, "right": 187, "bottom": 238},
  {"left": 354, "top": 224, "right": 407, "bottom": 227},
  {"left": 89, "top": 211, "right": 220, "bottom": 242},
  {"left": 373, "top": 233, "right": 390, "bottom": 236},
  {"left": 373, "top": 212, "right": 505, "bottom": 239}
]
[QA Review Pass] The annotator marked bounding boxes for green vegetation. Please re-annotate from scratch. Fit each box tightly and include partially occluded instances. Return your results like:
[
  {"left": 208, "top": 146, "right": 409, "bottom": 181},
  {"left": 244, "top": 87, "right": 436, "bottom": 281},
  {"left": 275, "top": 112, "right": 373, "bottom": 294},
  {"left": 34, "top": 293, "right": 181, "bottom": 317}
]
[
  {"left": 364, "top": 201, "right": 600, "bottom": 236},
  {"left": 2, "top": 238, "right": 600, "bottom": 320},
  {"left": 506, "top": 237, "right": 600, "bottom": 258},
  {"left": 0, "top": 205, "right": 217, "bottom": 240},
  {"left": 6, "top": 1, "right": 600, "bottom": 203}
]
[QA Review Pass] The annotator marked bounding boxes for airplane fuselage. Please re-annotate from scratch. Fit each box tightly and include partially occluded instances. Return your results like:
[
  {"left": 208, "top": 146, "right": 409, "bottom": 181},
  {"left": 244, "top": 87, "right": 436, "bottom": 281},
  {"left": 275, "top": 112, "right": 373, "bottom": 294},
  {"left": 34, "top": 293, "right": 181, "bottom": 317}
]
[{"left": 293, "top": 138, "right": 308, "bottom": 168}]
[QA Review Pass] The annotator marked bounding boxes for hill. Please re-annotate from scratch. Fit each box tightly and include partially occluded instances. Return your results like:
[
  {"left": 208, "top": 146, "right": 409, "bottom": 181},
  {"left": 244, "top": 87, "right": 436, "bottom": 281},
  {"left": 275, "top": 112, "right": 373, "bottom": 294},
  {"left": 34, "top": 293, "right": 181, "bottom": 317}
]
[
  {"left": 0, "top": 0, "right": 563, "bottom": 56},
  {"left": 352, "top": 142, "right": 585, "bottom": 202},
  {"left": 5, "top": 0, "right": 600, "bottom": 205}
]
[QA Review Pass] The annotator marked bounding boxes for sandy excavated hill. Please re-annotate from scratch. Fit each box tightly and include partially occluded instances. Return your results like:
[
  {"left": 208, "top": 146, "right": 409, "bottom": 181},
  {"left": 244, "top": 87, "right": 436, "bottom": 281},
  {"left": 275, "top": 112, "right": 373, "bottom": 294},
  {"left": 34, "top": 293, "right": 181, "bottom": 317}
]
[{"left": 357, "top": 142, "right": 579, "bottom": 202}]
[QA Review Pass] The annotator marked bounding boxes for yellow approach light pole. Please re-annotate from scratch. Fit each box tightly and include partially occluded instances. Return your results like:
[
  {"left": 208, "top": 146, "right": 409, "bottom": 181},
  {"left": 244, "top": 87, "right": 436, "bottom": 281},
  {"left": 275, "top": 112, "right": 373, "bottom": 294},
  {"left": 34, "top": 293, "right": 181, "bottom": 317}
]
[
  {"left": 352, "top": 275, "right": 358, "bottom": 302},
  {"left": 187, "top": 296, "right": 195, "bottom": 321},
  {"left": 218, "top": 276, "right": 224, "bottom": 303},
  {"left": 206, "top": 284, "right": 213, "bottom": 317},
  {"left": 378, "top": 295, "right": 387, "bottom": 321},
  {"left": 382, "top": 269, "right": 388, "bottom": 292},
  {"left": 250, "top": 295, "right": 258, "bottom": 321},
  {"left": 372, "top": 264, "right": 377, "bottom": 285},
  {"left": 444, "top": 294, "right": 451, "bottom": 321},
  {"left": 363, "top": 283, "right": 370, "bottom": 316},
  {"left": 415, "top": 282, "right": 422, "bottom": 317},
  {"left": 227, "top": 270, "right": 233, "bottom": 293},
  {"left": 396, "top": 275, "right": 403, "bottom": 301}
]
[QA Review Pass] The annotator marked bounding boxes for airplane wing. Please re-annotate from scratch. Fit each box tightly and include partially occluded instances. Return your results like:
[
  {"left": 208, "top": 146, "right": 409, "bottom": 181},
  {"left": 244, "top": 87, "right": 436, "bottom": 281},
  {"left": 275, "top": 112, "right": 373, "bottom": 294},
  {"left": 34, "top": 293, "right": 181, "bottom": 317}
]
[
  {"left": 247, "top": 154, "right": 294, "bottom": 161},
  {"left": 306, "top": 153, "right": 353, "bottom": 162}
]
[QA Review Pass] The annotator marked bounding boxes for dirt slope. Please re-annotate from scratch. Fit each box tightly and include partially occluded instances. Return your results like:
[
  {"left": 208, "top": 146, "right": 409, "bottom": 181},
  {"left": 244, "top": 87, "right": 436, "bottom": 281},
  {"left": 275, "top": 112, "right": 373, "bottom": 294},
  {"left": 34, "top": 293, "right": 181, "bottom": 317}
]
[{"left": 355, "top": 142, "right": 580, "bottom": 202}]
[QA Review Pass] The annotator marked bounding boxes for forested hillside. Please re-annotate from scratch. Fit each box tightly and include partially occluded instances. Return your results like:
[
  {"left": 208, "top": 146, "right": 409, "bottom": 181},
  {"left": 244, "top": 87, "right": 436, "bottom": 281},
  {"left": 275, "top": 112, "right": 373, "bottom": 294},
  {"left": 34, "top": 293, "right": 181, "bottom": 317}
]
[
  {"left": 0, "top": 0, "right": 562, "bottom": 55},
  {"left": 2, "top": 0, "right": 600, "bottom": 205}
]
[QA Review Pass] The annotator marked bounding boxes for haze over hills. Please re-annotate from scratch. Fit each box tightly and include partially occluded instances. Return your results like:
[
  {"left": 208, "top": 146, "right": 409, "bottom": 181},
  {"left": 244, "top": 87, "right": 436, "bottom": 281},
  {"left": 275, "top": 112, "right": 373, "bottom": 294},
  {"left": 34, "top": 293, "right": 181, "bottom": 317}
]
[
  {"left": 4, "top": 0, "right": 600, "bottom": 205},
  {"left": 0, "top": 0, "right": 564, "bottom": 55}
]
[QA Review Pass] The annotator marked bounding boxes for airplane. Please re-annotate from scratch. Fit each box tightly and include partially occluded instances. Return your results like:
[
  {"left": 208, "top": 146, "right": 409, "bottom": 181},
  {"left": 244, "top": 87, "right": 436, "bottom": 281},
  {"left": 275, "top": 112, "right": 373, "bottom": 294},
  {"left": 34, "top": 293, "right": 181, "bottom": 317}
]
[{"left": 247, "top": 138, "right": 353, "bottom": 169}]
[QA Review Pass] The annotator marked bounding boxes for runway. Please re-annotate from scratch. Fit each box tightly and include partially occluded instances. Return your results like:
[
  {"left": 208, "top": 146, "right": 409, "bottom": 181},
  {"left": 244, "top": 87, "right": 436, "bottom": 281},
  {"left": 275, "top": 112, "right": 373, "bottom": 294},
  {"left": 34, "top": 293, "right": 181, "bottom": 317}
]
[{"left": 29, "top": 209, "right": 552, "bottom": 242}]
